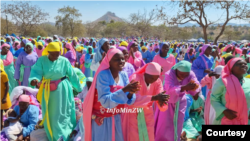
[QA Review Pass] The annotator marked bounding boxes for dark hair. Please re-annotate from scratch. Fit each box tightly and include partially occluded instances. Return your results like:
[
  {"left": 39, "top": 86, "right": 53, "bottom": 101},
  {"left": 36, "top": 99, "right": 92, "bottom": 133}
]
[
  {"left": 225, "top": 56, "right": 235, "bottom": 65},
  {"left": 179, "top": 51, "right": 183, "bottom": 54}
]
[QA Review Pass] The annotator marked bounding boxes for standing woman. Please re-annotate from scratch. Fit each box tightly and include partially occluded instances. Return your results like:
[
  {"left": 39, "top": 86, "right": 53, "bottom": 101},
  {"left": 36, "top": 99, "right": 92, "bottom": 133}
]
[
  {"left": 90, "top": 38, "right": 110, "bottom": 72},
  {"left": 84, "top": 46, "right": 95, "bottom": 78},
  {"left": 192, "top": 44, "right": 214, "bottom": 98},
  {"left": 1, "top": 59, "right": 12, "bottom": 128},
  {"left": 82, "top": 48, "right": 138, "bottom": 141},
  {"left": 64, "top": 43, "right": 77, "bottom": 66},
  {"left": 141, "top": 46, "right": 151, "bottom": 63},
  {"left": 35, "top": 41, "right": 45, "bottom": 57},
  {"left": 127, "top": 41, "right": 145, "bottom": 71},
  {"left": 153, "top": 42, "right": 176, "bottom": 82},
  {"left": 122, "top": 62, "right": 169, "bottom": 141},
  {"left": 14, "top": 39, "right": 30, "bottom": 58},
  {"left": 1, "top": 43, "right": 18, "bottom": 94},
  {"left": 117, "top": 46, "right": 135, "bottom": 78},
  {"left": 29, "top": 42, "right": 83, "bottom": 140},
  {"left": 184, "top": 45, "right": 195, "bottom": 63},
  {"left": 154, "top": 61, "right": 201, "bottom": 141},
  {"left": 210, "top": 58, "right": 250, "bottom": 125},
  {"left": 14, "top": 43, "right": 38, "bottom": 87}
]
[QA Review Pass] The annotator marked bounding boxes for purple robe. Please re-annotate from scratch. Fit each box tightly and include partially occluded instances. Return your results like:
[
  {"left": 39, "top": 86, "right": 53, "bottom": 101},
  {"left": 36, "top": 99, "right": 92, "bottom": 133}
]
[
  {"left": 14, "top": 52, "right": 38, "bottom": 86},
  {"left": 154, "top": 69, "right": 201, "bottom": 141},
  {"left": 64, "top": 50, "right": 76, "bottom": 65},
  {"left": 122, "top": 62, "right": 135, "bottom": 78}
]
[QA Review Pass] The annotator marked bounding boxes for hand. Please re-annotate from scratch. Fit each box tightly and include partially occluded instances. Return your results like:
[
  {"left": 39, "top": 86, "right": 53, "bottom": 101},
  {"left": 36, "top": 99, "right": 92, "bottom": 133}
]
[
  {"left": 90, "top": 54, "right": 93, "bottom": 59},
  {"left": 223, "top": 109, "right": 237, "bottom": 120},
  {"left": 30, "top": 80, "right": 38, "bottom": 86},
  {"left": 180, "top": 131, "right": 187, "bottom": 141},
  {"left": 2, "top": 98, "right": 7, "bottom": 104},
  {"left": 70, "top": 130, "right": 78, "bottom": 138},
  {"left": 24, "top": 136, "right": 30, "bottom": 141},
  {"left": 197, "top": 106, "right": 202, "bottom": 113},
  {"left": 208, "top": 72, "right": 217, "bottom": 77},
  {"left": 204, "top": 69, "right": 212, "bottom": 73},
  {"left": 152, "top": 91, "right": 170, "bottom": 107},
  {"left": 181, "top": 82, "right": 197, "bottom": 91},
  {"left": 122, "top": 79, "right": 141, "bottom": 93},
  {"left": 17, "top": 134, "right": 23, "bottom": 141}
]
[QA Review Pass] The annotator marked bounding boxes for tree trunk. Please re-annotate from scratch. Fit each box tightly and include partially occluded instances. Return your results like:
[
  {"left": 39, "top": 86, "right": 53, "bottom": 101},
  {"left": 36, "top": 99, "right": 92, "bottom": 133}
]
[
  {"left": 214, "top": 21, "right": 229, "bottom": 44},
  {"left": 203, "top": 26, "right": 208, "bottom": 43}
]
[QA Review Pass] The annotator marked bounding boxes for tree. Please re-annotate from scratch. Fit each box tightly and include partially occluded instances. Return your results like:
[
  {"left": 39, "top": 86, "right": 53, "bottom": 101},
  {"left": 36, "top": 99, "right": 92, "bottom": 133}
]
[
  {"left": 1, "top": 1, "right": 49, "bottom": 36},
  {"left": 1, "top": 18, "right": 18, "bottom": 35},
  {"left": 55, "top": 6, "right": 83, "bottom": 38},
  {"left": 155, "top": 0, "right": 250, "bottom": 44}
]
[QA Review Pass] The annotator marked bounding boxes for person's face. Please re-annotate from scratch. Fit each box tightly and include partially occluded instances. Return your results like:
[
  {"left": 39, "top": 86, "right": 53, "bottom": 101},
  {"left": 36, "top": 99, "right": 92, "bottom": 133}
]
[
  {"left": 211, "top": 51, "right": 216, "bottom": 57},
  {"left": 88, "top": 48, "right": 93, "bottom": 54},
  {"left": 131, "top": 43, "right": 139, "bottom": 52},
  {"left": 1, "top": 41, "right": 4, "bottom": 45},
  {"left": 109, "top": 52, "right": 125, "bottom": 71},
  {"left": 48, "top": 39, "right": 52, "bottom": 43},
  {"left": 6, "top": 38, "right": 10, "bottom": 42},
  {"left": 93, "top": 42, "right": 96, "bottom": 47},
  {"left": 193, "top": 93, "right": 199, "bottom": 100},
  {"left": 38, "top": 37, "right": 41, "bottom": 41},
  {"left": 1, "top": 46, "right": 10, "bottom": 54},
  {"left": 86, "top": 42, "right": 89, "bottom": 46},
  {"left": 112, "top": 41, "right": 115, "bottom": 45},
  {"left": 242, "top": 49, "right": 247, "bottom": 54},
  {"left": 204, "top": 46, "right": 212, "bottom": 56},
  {"left": 226, "top": 47, "right": 232, "bottom": 52},
  {"left": 48, "top": 51, "right": 60, "bottom": 61},
  {"left": 176, "top": 69, "right": 190, "bottom": 80},
  {"left": 21, "top": 41, "right": 25, "bottom": 47},
  {"left": 155, "top": 48, "right": 159, "bottom": 52},
  {"left": 86, "top": 81, "right": 92, "bottom": 90},
  {"left": 140, "top": 42, "right": 144, "bottom": 47},
  {"left": 161, "top": 44, "right": 170, "bottom": 55},
  {"left": 122, "top": 50, "right": 129, "bottom": 61},
  {"left": 90, "top": 39, "right": 93, "bottom": 42},
  {"left": 102, "top": 41, "right": 110, "bottom": 53},
  {"left": 231, "top": 60, "right": 248, "bottom": 77},
  {"left": 53, "top": 37, "right": 56, "bottom": 40},
  {"left": 189, "top": 48, "right": 193, "bottom": 54},
  {"left": 15, "top": 43, "right": 19, "bottom": 47},
  {"left": 38, "top": 45, "right": 43, "bottom": 50},
  {"left": 19, "top": 102, "right": 29, "bottom": 111},
  {"left": 144, "top": 73, "right": 159, "bottom": 84},
  {"left": 142, "top": 49, "right": 146, "bottom": 52},
  {"left": 73, "top": 40, "right": 77, "bottom": 46},
  {"left": 25, "top": 45, "right": 32, "bottom": 54},
  {"left": 31, "top": 40, "right": 35, "bottom": 45}
]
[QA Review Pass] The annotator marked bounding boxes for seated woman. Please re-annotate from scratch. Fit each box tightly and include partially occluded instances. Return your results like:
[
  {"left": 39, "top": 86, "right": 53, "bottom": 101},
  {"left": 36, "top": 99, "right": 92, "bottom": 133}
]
[
  {"left": 82, "top": 48, "right": 139, "bottom": 141},
  {"left": 211, "top": 58, "right": 250, "bottom": 125},
  {"left": 13, "top": 95, "right": 39, "bottom": 141}
]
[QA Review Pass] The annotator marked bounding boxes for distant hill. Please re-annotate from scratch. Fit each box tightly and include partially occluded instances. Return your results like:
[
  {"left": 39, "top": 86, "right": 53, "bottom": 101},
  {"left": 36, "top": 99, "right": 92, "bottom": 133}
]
[{"left": 92, "top": 11, "right": 124, "bottom": 23}]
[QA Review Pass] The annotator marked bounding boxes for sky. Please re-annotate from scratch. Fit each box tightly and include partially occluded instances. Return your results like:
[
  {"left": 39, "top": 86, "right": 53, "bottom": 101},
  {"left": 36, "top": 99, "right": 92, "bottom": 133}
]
[{"left": 2, "top": 0, "right": 249, "bottom": 25}]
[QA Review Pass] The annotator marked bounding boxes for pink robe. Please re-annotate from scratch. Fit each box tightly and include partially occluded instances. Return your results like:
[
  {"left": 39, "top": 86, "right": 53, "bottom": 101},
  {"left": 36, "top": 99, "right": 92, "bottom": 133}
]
[
  {"left": 200, "top": 75, "right": 215, "bottom": 125},
  {"left": 35, "top": 48, "right": 44, "bottom": 57},
  {"left": 153, "top": 54, "right": 176, "bottom": 81},
  {"left": 127, "top": 51, "right": 144, "bottom": 71},
  {"left": 122, "top": 73, "right": 167, "bottom": 141},
  {"left": 80, "top": 54, "right": 86, "bottom": 73},
  {"left": 154, "top": 69, "right": 201, "bottom": 141}
]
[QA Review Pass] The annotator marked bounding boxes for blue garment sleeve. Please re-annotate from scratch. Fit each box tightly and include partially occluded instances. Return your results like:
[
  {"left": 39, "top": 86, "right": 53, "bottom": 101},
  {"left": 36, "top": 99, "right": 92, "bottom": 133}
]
[
  {"left": 22, "top": 106, "right": 39, "bottom": 137},
  {"left": 96, "top": 70, "right": 133, "bottom": 109},
  {"left": 85, "top": 54, "right": 93, "bottom": 63}
]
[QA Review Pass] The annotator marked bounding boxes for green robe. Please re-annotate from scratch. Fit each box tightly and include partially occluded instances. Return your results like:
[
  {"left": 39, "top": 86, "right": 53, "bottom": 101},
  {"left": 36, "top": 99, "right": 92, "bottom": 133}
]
[
  {"left": 29, "top": 56, "right": 83, "bottom": 141},
  {"left": 1, "top": 54, "right": 18, "bottom": 94},
  {"left": 190, "top": 96, "right": 204, "bottom": 132},
  {"left": 210, "top": 77, "right": 250, "bottom": 124}
]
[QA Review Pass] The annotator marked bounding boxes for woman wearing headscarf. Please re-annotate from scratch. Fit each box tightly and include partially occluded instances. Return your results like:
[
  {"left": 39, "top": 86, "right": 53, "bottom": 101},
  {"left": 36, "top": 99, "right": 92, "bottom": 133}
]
[
  {"left": 5, "top": 36, "right": 15, "bottom": 54},
  {"left": 13, "top": 39, "right": 30, "bottom": 58},
  {"left": 82, "top": 48, "right": 139, "bottom": 141},
  {"left": 117, "top": 46, "right": 135, "bottom": 78},
  {"left": 191, "top": 44, "right": 214, "bottom": 98},
  {"left": 76, "top": 45, "right": 84, "bottom": 64},
  {"left": 64, "top": 43, "right": 77, "bottom": 66},
  {"left": 31, "top": 39, "right": 38, "bottom": 49},
  {"left": 150, "top": 45, "right": 160, "bottom": 61},
  {"left": 222, "top": 44, "right": 242, "bottom": 57},
  {"left": 14, "top": 43, "right": 38, "bottom": 87},
  {"left": 184, "top": 45, "right": 195, "bottom": 63},
  {"left": 84, "top": 46, "right": 95, "bottom": 78},
  {"left": 201, "top": 65, "right": 224, "bottom": 125},
  {"left": 141, "top": 46, "right": 151, "bottom": 63},
  {"left": 154, "top": 61, "right": 201, "bottom": 141},
  {"left": 122, "top": 62, "right": 169, "bottom": 141},
  {"left": 13, "top": 95, "right": 39, "bottom": 141},
  {"left": 127, "top": 41, "right": 145, "bottom": 71},
  {"left": 90, "top": 38, "right": 110, "bottom": 72},
  {"left": 35, "top": 41, "right": 45, "bottom": 57},
  {"left": 13, "top": 41, "right": 21, "bottom": 51},
  {"left": 153, "top": 42, "right": 176, "bottom": 82},
  {"left": 119, "top": 41, "right": 128, "bottom": 48},
  {"left": 1, "top": 43, "right": 18, "bottom": 94},
  {"left": 210, "top": 58, "right": 250, "bottom": 125},
  {"left": 1, "top": 59, "right": 12, "bottom": 128},
  {"left": 29, "top": 42, "right": 83, "bottom": 140}
]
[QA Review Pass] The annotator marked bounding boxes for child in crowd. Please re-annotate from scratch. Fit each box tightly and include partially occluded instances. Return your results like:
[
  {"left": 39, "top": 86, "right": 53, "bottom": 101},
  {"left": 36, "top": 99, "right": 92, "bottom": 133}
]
[
  {"left": 77, "top": 77, "right": 93, "bottom": 102},
  {"left": 178, "top": 51, "right": 184, "bottom": 62}
]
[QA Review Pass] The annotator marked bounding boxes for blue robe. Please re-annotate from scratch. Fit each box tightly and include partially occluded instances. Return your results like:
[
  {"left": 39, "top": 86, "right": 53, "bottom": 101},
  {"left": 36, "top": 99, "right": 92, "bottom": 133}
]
[
  {"left": 84, "top": 53, "right": 95, "bottom": 77},
  {"left": 92, "top": 69, "right": 136, "bottom": 141},
  {"left": 14, "top": 105, "right": 39, "bottom": 137},
  {"left": 6, "top": 42, "right": 15, "bottom": 55},
  {"left": 191, "top": 55, "right": 214, "bottom": 98},
  {"left": 141, "top": 50, "right": 151, "bottom": 63},
  {"left": 184, "top": 53, "right": 195, "bottom": 62},
  {"left": 14, "top": 48, "right": 25, "bottom": 58}
]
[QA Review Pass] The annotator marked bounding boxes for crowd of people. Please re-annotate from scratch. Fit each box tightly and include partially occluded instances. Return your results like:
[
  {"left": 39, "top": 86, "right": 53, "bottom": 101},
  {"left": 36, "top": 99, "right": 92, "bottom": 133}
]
[{"left": 0, "top": 33, "right": 250, "bottom": 141}]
